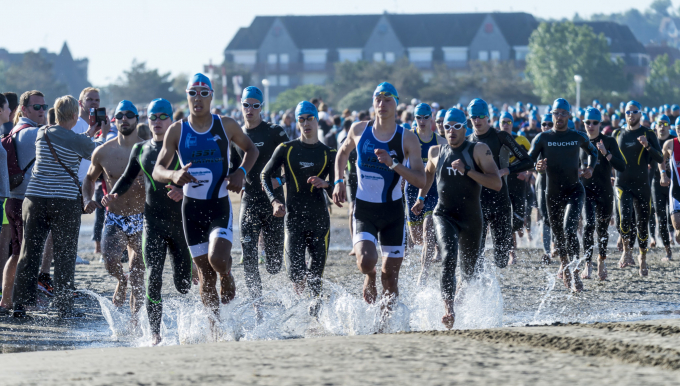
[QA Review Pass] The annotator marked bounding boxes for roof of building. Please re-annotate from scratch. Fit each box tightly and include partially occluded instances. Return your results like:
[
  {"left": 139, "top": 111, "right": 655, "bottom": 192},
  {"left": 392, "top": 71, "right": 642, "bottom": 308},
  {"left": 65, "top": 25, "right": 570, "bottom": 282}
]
[{"left": 576, "top": 21, "right": 646, "bottom": 54}]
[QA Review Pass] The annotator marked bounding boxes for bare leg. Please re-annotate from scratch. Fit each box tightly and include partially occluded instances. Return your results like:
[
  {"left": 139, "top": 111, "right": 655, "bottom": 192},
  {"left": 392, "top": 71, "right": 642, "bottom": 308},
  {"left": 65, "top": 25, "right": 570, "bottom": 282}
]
[
  {"left": 355, "top": 241, "right": 378, "bottom": 304},
  {"left": 380, "top": 257, "right": 403, "bottom": 312},
  {"left": 618, "top": 237, "right": 635, "bottom": 268},
  {"left": 662, "top": 246, "right": 673, "bottom": 262},
  {"left": 209, "top": 239, "right": 234, "bottom": 305},
  {"left": 127, "top": 237, "right": 145, "bottom": 324},
  {"left": 0, "top": 226, "right": 10, "bottom": 289},
  {"left": 597, "top": 255, "right": 607, "bottom": 280},
  {"left": 507, "top": 233, "right": 517, "bottom": 265},
  {"left": 442, "top": 299, "right": 454, "bottom": 329},
  {"left": 0, "top": 255, "right": 19, "bottom": 309},
  {"left": 102, "top": 228, "right": 128, "bottom": 307},
  {"left": 581, "top": 261, "right": 592, "bottom": 279}
]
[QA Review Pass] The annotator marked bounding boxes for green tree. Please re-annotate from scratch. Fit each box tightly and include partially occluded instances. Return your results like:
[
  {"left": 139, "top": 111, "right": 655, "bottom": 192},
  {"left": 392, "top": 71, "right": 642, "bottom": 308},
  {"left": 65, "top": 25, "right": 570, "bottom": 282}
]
[
  {"left": 109, "top": 60, "right": 185, "bottom": 105},
  {"left": 270, "top": 84, "right": 329, "bottom": 113},
  {"left": 650, "top": 0, "right": 672, "bottom": 16},
  {"left": 643, "top": 54, "right": 680, "bottom": 106},
  {"left": 2, "top": 52, "right": 68, "bottom": 104},
  {"left": 330, "top": 59, "right": 424, "bottom": 103},
  {"left": 526, "top": 21, "right": 630, "bottom": 104},
  {"left": 336, "top": 86, "right": 374, "bottom": 111}
]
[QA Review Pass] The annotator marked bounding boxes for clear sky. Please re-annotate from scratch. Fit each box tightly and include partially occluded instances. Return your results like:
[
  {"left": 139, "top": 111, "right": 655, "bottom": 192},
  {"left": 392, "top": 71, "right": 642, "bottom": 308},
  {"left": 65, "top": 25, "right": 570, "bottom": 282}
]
[{"left": 0, "top": 0, "right": 669, "bottom": 86}]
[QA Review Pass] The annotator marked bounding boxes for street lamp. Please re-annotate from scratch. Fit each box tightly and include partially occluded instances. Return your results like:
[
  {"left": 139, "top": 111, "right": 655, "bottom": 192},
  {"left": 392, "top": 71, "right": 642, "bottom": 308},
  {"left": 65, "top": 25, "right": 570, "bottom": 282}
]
[
  {"left": 261, "top": 78, "right": 270, "bottom": 119},
  {"left": 573, "top": 75, "right": 582, "bottom": 112}
]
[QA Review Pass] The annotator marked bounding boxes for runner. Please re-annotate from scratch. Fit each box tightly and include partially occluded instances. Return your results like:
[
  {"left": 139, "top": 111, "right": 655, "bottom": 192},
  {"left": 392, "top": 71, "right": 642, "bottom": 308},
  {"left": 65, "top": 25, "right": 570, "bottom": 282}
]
[
  {"left": 152, "top": 73, "right": 259, "bottom": 327},
  {"left": 612, "top": 101, "right": 663, "bottom": 276},
  {"left": 535, "top": 114, "right": 553, "bottom": 263},
  {"left": 412, "top": 108, "right": 501, "bottom": 329},
  {"left": 650, "top": 114, "right": 676, "bottom": 261},
  {"left": 580, "top": 107, "right": 626, "bottom": 280},
  {"left": 528, "top": 98, "right": 598, "bottom": 291},
  {"left": 467, "top": 98, "right": 533, "bottom": 268},
  {"left": 332, "top": 82, "right": 425, "bottom": 314},
  {"left": 83, "top": 100, "right": 146, "bottom": 323},
  {"left": 261, "top": 101, "right": 337, "bottom": 317},
  {"left": 435, "top": 109, "right": 446, "bottom": 137},
  {"left": 405, "top": 103, "right": 446, "bottom": 284},
  {"left": 102, "top": 99, "right": 191, "bottom": 345}
]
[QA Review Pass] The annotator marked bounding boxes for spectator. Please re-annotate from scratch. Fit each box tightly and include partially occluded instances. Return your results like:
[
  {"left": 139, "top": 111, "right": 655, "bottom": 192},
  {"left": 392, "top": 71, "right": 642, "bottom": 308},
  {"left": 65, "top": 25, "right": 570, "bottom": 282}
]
[
  {"left": 0, "top": 94, "right": 10, "bottom": 314},
  {"left": 137, "top": 123, "right": 151, "bottom": 140},
  {"left": 322, "top": 114, "right": 341, "bottom": 148},
  {"left": 47, "top": 108, "right": 56, "bottom": 126},
  {"left": 280, "top": 112, "right": 298, "bottom": 139},
  {"left": 1, "top": 92, "right": 18, "bottom": 137},
  {"left": 336, "top": 118, "right": 353, "bottom": 149},
  {"left": 173, "top": 110, "right": 184, "bottom": 121},
  {"left": 12, "top": 95, "right": 108, "bottom": 318}
]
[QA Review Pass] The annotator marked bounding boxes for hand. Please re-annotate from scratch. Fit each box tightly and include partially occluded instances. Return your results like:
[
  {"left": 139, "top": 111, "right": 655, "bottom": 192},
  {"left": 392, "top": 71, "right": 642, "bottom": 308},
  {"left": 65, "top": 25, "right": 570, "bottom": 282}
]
[
  {"left": 536, "top": 158, "right": 547, "bottom": 172},
  {"left": 411, "top": 199, "right": 424, "bottom": 216},
  {"left": 87, "top": 117, "right": 110, "bottom": 138},
  {"left": 660, "top": 173, "right": 670, "bottom": 187},
  {"left": 499, "top": 168, "right": 510, "bottom": 177},
  {"left": 165, "top": 185, "right": 183, "bottom": 202},
  {"left": 101, "top": 193, "right": 118, "bottom": 207},
  {"left": 597, "top": 139, "right": 607, "bottom": 156},
  {"left": 272, "top": 178, "right": 280, "bottom": 189},
  {"left": 581, "top": 167, "right": 593, "bottom": 179},
  {"left": 83, "top": 198, "right": 102, "bottom": 214},
  {"left": 307, "top": 176, "right": 329, "bottom": 189},
  {"left": 272, "top": 199, "right": 286, "bottom": 217},
  {"left": 637, "top": 135, "right": 649, "bottom": 148},
  {"left": 172, "top": 163, "right": 198, "bottom": 185},
  {"left": 374, "top": 149, "right": 393, "bottom": 167},
  {"left": 332, "top": 182, "right": 346, "bottom": 207},
  {"left": 225, "top": 167, "right": 246, "bottom": 193},
  {"left": 516, "top": 171, "right": 529, "bottom": 181},
  {"left": 451, "top": 159, "right": 466, "bottom": 175}
]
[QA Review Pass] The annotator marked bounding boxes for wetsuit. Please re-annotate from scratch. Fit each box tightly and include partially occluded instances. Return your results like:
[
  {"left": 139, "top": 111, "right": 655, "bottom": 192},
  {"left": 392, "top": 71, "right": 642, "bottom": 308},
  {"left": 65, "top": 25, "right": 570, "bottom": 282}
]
[
  {"left": 340, "top": 136, "right": 358, "bottom": 202},
  {"left": 612, "top": 127, "right": 663, "bottom": 250},
  {"left": 535, "top": 169, "right": 551, "bottom": 254},
  {"left": 667, "top": 138, "right": 680, "bottom": 213},
  {"left": 468, "top": 128, "right": 532, "bottom": 268},
  {"left": 353, "top": 121, "right": 406, "bottom": 257},
  {"left": 433, "top": 142, "right": 483, "bottom": 300},
  {"left": 579, "top": 134, "right": 625, "bottom": 262},
  {"left": 232, "top": 121, "right": 288, "bottom": 299},
  {"left": 650, "top": 134, "right": 676, "bottom": 249},
  {"left": 405, "top": 131, "right": 440, "bottom": 226},
  {"left": 110, "top": 139, "right": 191, "bottom": 336},
  {"left": 507, "top": 133, "right": 531, "bottom": 232},
  {"left": 261, "top": 140, "right": 336, "bottom": 297},
  {"left": 529, "top": 129, "right": 598, "bottom": 260}
]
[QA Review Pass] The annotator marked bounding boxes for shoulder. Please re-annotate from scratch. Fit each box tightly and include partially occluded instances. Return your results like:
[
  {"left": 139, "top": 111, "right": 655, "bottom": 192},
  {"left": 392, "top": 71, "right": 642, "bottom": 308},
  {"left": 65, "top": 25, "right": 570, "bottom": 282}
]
[
  {"left": 612, "top": 128, "right": 622, "bottom": 137},
  {"left": 531, "top": 131, "right": 545, "bottom": 143},
  {"left": 220, "top": 116, "right": 240, "bottom": 131},
  {"left": 473, "top": 141, "right": 491, "bottom": 152},
  {"left": 428, "top": 144, "right": 441, "bottom": 159},
  {"left": 402, "top": 126, "right": 418, "bottom": 142},
  {"left": 574, "top": 130, "right": 589, "bottom": 141},
  {"left": 350, "top": 120, "right": 368, "bottom": 137}
]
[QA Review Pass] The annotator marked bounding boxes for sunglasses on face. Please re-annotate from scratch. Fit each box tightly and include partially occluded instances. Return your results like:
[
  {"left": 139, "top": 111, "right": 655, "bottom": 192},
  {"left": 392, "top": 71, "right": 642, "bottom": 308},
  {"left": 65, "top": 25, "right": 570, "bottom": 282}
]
[
  {"left": 297, "top": 116, "right": 316, "bottom": 123},
  {"left": 186, "top": 89, "right": 212, "bottom": 98},
  {"left": 435, "top": 120, "right": 443, "bottom": 124},
  {"left": 585, "top": 120, "right": 600, "bottom": 126},
  {"left": 374, "top": 91, "right": 396, "bottom": 98},
  {"left": 470, "top": 115, "right": 487, "bottom": 120},
  {"left": 444, "top": 123, "right": 465, "bottom": 131},
  {"left": 32, "top": 104, "right": 48, "bottom": 111},
  {"left": 415, "top": 115, "right": 431, "bottom": 120},
  {"left": 501, "top": 120, "right": 513, "bottom": 125},
  {"left": 552, "top": 111, "right": 569, "bottom": 118},
  {"left": 541, "top": 122, "right": 554, "bottom": 128},
  {"left": 625, "top": 110, "right": 640, "bottom": 115},
  {"left": 242, "top": 102, "right": 262, "bottom": 109},
  {"left": 149, "top": 113, "right": 170, "bottom": 121},
  {"left": 115, "top": 112, "right": 137, "bottom": 120},
  {"left": 658, "top": 122, "right": 670, "bottom": 127}
]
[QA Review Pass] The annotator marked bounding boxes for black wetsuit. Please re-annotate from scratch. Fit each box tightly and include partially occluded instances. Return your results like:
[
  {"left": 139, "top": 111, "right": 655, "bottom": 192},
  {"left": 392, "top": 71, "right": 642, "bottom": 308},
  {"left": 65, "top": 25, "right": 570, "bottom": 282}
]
[
  {"left": 433, "top": 142, "right": 483, "bottom": 300},
  {"left": 612, "top": 127, "right": 663, "bottom": 250},
  {"left": 110, "top": 140, "right": 191, "bottom": 336},
  {"left": 261, "top": 140, "right": 336, "bottom": 298},
  {"left": 467, "top": 128, "right": 532, "bottom": 268},
  {"left": 579, "top": 134, "right": 626, "bottom": 262},
  {"left": 650, "top": 134, "right": 676, "bottom": 249},
  {"left": 232, "top": 121, "right": 289, "bottom": 299},
  {"left": 529, "top": 129, "right": 598, "bottom": 260},
  {"left": 507, "top": 133, "right": 531, "bottom": 233}
]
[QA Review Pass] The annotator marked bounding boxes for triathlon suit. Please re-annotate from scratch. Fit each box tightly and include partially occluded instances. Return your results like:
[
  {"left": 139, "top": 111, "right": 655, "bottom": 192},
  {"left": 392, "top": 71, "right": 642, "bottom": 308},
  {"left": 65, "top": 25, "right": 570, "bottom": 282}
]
[
  {"left": 468, "top": 128, "right": 532, "bottom": 268},
  {"left": 405, "top": 130, "right": 440, "bottom": 226},
  {"left": 110, "top": 139, "right": 191, "bottom": 336},
  {"left": 534, "top": 155, "right": 551, "bottom": 255},
  {"left": 433, "top": 142, "right": 483, "bottom": 301},
  {"left": 231, "top": 121, "right": 288, "bottom": 299},
  {"left": 612, "top": 127, "right": 663, "bottom": 250},
  {"left": 668, "top": 138, "right": 680, "bottom": 213},
  {"left": 340, "top": 136, "right": 358, "bottom": 202},
  {"left": 579, "top": 134, "right": 625, "bottom": 262},
  {"left": 507, "top": 133, "right": 531, "bottom": 233},
  {"left": 353, "top": 121, "right": 406, "bottom": 257},
  {"left": 261, "top": 140, "right": 336, "bottom": 297},
  {"left": 650, "top": 134, "right": 676, "bottom": 249},
  {"left": 177, "top": 114, "right": 233, "bottom": 258},
  {"left": 529, "top": 129, "right": 598, "bottom": 260}
]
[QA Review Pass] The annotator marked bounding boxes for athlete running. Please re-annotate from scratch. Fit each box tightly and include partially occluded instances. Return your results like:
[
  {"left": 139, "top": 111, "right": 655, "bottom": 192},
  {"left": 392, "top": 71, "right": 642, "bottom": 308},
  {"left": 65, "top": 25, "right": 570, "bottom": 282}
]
[
  {"left": 535, "top": 114, "right": 553, "bottom": 263},
  {"left": 650, "top": 114, "right": 675, "bottom": 261},
  {"left": 412, "top": 108, "right": 501, "bottom": 329},
  {"left": 152, "top": 73, "right": 259, "bottom": 327},
  {"left": 405, "top": 103, "right": 446, "bottom": 284},
  {"left": 613, "top": 101, "right": 663, "bottom": 276},
  {"left": 332, "top": 82, "right": 425, "bottom": 313},
  {"left": 435, "top": 109, "right": 446, "bottom": 137},
  {"left": 658, "top": 125, "right": 680, "bottom": 253},
  {"left": 580, "top": 107, "right": 625, "bottom": 280},
  {"left": 528, "top": 98, "right": 598, "bottom": 291},
  {"left": 83, "top": 100, "right": 146, "bottom": 323},
  {"left": 467, "top": 98, "right": 533, "bottom": 268},
  {"left": 102, "top": 99, "right": 191, "bottom": 345},
  {"left": 261, "top": 101, "right": 337, "bottom": 317}
]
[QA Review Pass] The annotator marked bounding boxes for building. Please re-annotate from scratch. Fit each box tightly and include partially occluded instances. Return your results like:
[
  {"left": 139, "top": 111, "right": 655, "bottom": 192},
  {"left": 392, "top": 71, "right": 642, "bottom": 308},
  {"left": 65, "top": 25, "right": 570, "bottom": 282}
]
[
  {"left": 224, "top": 13, "right": 649, "bottom": 99},
  {"left": 0, "top": 42, "right": 90, "bottom": 96}
]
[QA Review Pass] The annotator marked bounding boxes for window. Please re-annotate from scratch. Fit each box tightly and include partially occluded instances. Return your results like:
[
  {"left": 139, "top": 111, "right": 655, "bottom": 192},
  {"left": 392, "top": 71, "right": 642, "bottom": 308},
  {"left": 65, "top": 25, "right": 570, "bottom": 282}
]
[
  {"left": 338, "top": 49, "right": 362, "bottom": 62},
  {"left": 267, "top": 54, "right": 277, "bottom": 64},
  {"left": 478, "top": 51, "right": 489, "bottom": 61},
  {"left": 514, "top": 46, "right": 529, "bottom": 61},
  {"left": 279, "top": 53, "right": 289, "bottom": 70},
  {"left": 279, "top": 75, "right": 289, "bottom": 86},
  {"left": 303, "top": 49, "right": 327, "bottom": 70},
  {"left": 443, "top": 47, "right": 468, "bottom": 62},
  {"left": 232, "top": 50, "right": 256, "bottom": 70},
  {"left": 373, "top": 52, "right": 384, "bottom": 62},
  {"left": 408, "top": 47, "right": 434, "bottom": 69},
  {"left": 385, "top": 52, "right": 395, "bottom": 63},
  {"left": 490, "top": 51, "right": 500, "bottom": 61},
  {"left": 269, "top": 76, "right": 278, "bottom": 86}
]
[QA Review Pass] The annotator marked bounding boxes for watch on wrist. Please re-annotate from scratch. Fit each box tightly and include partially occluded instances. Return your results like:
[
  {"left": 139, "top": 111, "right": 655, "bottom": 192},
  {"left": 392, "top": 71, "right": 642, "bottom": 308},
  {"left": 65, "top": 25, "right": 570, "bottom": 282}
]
[
  {"left": 389, "top": 158, "right": 400, "bottom": 170},
  {"left": 464, "top": 165, "right": 472, "bottom": 176}
]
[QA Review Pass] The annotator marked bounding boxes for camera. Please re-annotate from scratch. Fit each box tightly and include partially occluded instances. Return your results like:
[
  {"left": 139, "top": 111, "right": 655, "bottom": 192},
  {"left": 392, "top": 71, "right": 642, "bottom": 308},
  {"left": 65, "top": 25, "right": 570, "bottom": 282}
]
[{"left": 89, "top": 107, "right": 107, "bottom": 126}]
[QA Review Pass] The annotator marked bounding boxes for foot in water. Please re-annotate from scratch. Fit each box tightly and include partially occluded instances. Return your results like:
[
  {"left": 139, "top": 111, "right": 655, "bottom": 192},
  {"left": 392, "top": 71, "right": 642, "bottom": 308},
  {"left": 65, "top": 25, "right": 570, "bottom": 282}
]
[
  {"left": 541, "top": 253, "right": 551, "bottom": 265},
  {"left": 363, "top": 271, "right": 377, "bottom": 304},
  {"left": 113, "top": 276, "right": 128, "bottom": 307},
  {"left": 616, "top": 236, "right": 623, "bottom": 252},
  {"left": 597, "top": 256, "right": 607, "bottom": 281},
  {"left": 442, "top": 299, "right": 455, "bottom": 329},
  {"left": 662, "top": 247, "right": 673, "bottom": 262},
  {"left": 618, "top": 250, "right": 636, "bottom": 268},
  {"left": 507, "top": 251, "right": 517, "bottom": 265},
  {"left": 638, "top": 254, "right": 648, "bottom": 277},
  {"left": 348, "top": 249, "right": 356, "bottom": 256},
  {"left": 572, "top": 269, "right": 583, "bottom": 292},
  {"left": 152, "top": 334, "right": 162, "bottom": 346},
  {"left": 650, "top": 238, "right": 657, "bottom": 249},
  {"left": 220, "top": 273, "right": 236, "bottom": 304},
  {"left": 581, "top": 262, "right": 592, "bottom": 279}
]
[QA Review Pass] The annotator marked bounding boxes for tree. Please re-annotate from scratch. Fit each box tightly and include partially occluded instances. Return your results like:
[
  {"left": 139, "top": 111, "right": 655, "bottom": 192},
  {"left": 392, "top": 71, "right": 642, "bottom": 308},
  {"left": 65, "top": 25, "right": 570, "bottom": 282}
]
[
  {"left": 270, "top": 84, "right": 329, "bottom": 113},
  {"left": 526, "top": 22, "right": 631, "bottom": 104},
  {"left": 109, "top": 60, "right": 185, "bottom": 105},
  {"left": 336, "top": 86, "right": 374, "bottom": 111},
  {"left": 330, "top": 59, "right": 424, "bottom": 103},
  {"left": 643, "top": 54, "right": 680, "bottom": 106},
  {"left": 2, "top": 52, "right": 68, "bottom": 104},
  {"left": 650, "top": 0, "right": 672, "bottom": 16}
]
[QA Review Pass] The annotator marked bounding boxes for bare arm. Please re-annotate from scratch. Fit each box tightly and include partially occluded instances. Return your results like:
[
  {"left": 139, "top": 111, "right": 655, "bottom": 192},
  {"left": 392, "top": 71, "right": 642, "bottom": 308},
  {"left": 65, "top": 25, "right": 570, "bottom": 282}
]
[
  {"left": 82, "top": 146, "right": 105, "bottom": 213},
  {"left": 412, "top": 146, "right": 440, "bottom": 216},
  {"left": 332, "top": 121, "right": 363, "bottom": 205},
  {"left": 224, "top": 117, "right": 259, "bottom": 192},
  {"left": 470, "top": 143, "right": 502, "bottom": 191},
  {"left": 659, "top": 140, "right": 673, "bottom": 187},
  {"left": 382, "top": 129, "right": 426, "bottom": 188},
  {"left": 152, "top": 122, "right": 196, "bottom": 185}
]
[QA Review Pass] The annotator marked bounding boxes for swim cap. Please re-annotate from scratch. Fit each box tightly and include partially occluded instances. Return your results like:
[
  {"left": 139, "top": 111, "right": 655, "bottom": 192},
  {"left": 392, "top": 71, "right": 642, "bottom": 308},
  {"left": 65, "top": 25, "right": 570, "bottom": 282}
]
[
  {"left": 115, "top": 100, "right": 138, "bottom": 116},
  {"left": 373, "top": 82, "right": 399, "bottom": 104},
  {"left": 567, "top": 119, "right": 574, "bottom": 129},
  {"left": 242, "top": 86, "right": 263, "bottom": 103},
  {"left": 148, "top": 98, "right": 173, "bottom": 119},
  {"left": 626, "top": 100, "right": 642, "bottom": 110},
  {"left": 499, "top": 111, "right": 513, "bottom": 123},
  {"left": 552, "top": 98, "right": 571, "bottom": 112},
  {"left": 467, "top": 98, "right": 489, "bottom": 117},
  {"left": 651, "top": 122, "right": 657, "bottom": 130},
  {"left": 187, "top": 73, "right": 213, "bottom": 91},
  {"left": 295, "top": 100, "right": 318, "bottom": 121},
  {"left": 444, "top": 108, "right": 466, "bottom": 124},
  {"left": 611, "top": 113, "right": 619, "bottom": 122},
  {"left": 665, "top": 104, "right": 670, "bottom": 110},
  {"left": 516, "top": 101, "right": 524, "bottom": 111},
  {"left": 675, "top": 116, "right": 680, "bottom": 127},
  {"left": 436, "top": 109, "right": 447, "bottom": 119},
  {"left": 606, "top": 103, "right": 612, "bottom": 109},
  {"left": 541, "top": 114, "right": 553, "bottom": 123},
  {"left": 593, "top": 99, "right": 600, "bottom": 106},
  {"left": 529, "top": 112, "right": 539, "bottom": 121},
  {"left": 641, "top": 113, "right": 650, "bottom": 122},
  {"left": 673, "top": 104, "right": 680, "bottom": 112},
  {"left": 658, "top": 114, "right": 671, "bottom": 124},
  {"left": 414, "top": 103, "right": 432, "bottom": 117}
]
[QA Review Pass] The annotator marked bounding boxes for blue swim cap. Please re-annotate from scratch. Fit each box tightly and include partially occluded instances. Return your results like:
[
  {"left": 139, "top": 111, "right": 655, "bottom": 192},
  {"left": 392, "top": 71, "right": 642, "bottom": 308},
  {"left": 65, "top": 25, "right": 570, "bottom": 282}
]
[
  {"left": 626, "top": 100, "right": 642, "bottom": 110},
  {"left": 444, "top": 108, "right": 466, "bottom": 124},
  {"left": 611, "top": 113, "right": 619, "bottom": 122},
  {"left": 641, "top": 113, "right": 650, "bottom": 122},
  {"left": 148, "top": 98, "right": 173, "bottom": 119},
  {"left": 541, "top": 114, "right": 553, "bottom": 123},
  {"left": 673, "top": 104, "right": 680, "bottom": 112},
  {"left": 436, "top": 109, "right": 447, "bottom": 119},
  {"left": 242, "top": 86, "right": 263, "bottom": 103},
  {"left": 552, "top": 98, "right": 571, "bottom": 112},
  {"left": 665, "top": 104, "right": 670, "bottom": 110},
  {"left": 373, "top": 82, "right": 399, "bottom": 104},
  {"left": 606, "top": 103, "right": 612, "bottom": 109},
  {"left": 295, "top": 101, "right": 318, "bottom": 121},
  {"left": 593, "top": 99, "right": 600, "bottom": 106},
  {"left": 651, "top": 122, "right": 657, "bottom": 130},
  {"left": 187, "top": 73, "right": 213, "bottom": 91},
  {"left": 414, "top": 103, "right": 432, "bottom": 117},
  {"left": 467, "top": 98, "right": 489, "bottom": 117},
  {"left": 516, "top": 101, "right": 524, "bottom": 111},
  {"left": 529, "top": 112, "right": 539, "bottom": 121},
  {"left": 499, "top": 111, "right": 513, "bottom": 123},
  {"left": 675, "top": 116, "right": 680, "bottom": 126},
  {"left": 115, "top": 100, "right": 138, "bottom": 116},
  {"left": 568, "top": 119, "right": 574, "bottom": 129},
  {"left": 658, "top": 114, "right": 671, "bottom": 124}
]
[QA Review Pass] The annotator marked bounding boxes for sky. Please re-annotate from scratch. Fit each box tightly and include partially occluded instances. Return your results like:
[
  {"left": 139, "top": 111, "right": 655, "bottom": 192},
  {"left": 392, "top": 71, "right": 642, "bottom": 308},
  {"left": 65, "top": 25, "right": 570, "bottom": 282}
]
[{"left": 0, "top": 0, "right": 670, "bottom": 86}]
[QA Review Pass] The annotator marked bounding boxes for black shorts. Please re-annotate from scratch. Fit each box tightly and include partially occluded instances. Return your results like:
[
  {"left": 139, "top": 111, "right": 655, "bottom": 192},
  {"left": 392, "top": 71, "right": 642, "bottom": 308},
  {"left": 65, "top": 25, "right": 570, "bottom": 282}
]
[
  {"left": 182, "top": 195, "right": 233, "bottom": 258},
  {"left": 352, "top": 199, "right": 406, "bottom": 258},
  {"left": 346, "top": 174, "right": 357, "bottom": 203}
]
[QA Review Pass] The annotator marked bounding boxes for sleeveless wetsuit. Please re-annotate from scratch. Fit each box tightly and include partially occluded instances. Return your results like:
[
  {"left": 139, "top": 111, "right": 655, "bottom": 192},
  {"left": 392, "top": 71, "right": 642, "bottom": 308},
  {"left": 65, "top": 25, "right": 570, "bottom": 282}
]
[
  {"left": 507, "top": 133, "right": 531, "bottom": 233},
  {"left": 650, "top": 134, "right": 676, "bottom": 249},
  {"left": 405, "top": 130, "right": 440, "bottom": 226}
]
